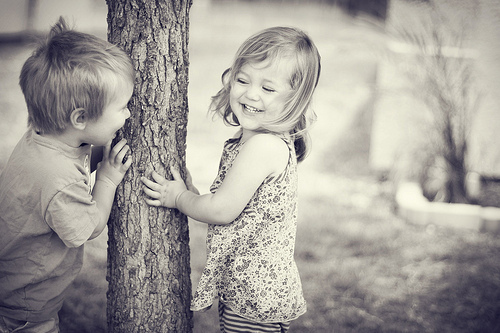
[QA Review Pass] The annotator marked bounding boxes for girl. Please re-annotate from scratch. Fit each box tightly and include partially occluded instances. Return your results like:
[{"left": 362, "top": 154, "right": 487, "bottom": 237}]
[{"left": 142, "top": 26, "right": 321, "bottom": 332}]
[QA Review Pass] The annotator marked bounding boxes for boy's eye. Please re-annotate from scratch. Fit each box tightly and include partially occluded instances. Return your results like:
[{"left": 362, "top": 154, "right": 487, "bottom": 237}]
[{"left": 263, "top": 86, "right": 275, "bottom": 93}]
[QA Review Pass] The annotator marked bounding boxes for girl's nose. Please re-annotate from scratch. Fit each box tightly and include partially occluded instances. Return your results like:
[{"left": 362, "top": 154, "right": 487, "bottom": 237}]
[{"left": 244, "top": 85, "right": 260, "bottom": 101}]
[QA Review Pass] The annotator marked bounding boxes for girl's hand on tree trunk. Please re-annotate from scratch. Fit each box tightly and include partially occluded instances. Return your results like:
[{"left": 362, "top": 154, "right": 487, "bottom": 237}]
[
  {"left": 141, "top": 168, "right": 189, "bottom": 208},
  {"left": 185, "top": 168, "right": 200, "bottom": 195}
]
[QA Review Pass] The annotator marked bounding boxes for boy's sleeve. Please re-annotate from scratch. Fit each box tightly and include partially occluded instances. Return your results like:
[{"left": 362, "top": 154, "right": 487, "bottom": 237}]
[{"left": 45, "top": 181, "right": 100, "bottom": 248}]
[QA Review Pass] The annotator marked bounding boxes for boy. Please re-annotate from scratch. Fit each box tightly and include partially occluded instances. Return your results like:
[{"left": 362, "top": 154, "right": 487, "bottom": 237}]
[{"left": 0, "top": 17, "right": 134, "bottom": 332}]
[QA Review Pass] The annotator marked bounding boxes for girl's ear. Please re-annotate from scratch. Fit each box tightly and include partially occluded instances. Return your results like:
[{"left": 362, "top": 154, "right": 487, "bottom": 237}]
[{"left": 69, "top": 108, "right": 87, "bottom": 130}]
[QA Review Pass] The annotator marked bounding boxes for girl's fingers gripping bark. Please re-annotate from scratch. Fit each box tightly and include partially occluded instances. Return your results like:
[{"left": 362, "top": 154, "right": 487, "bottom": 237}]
[
  {"left": 170, "top": 166, "right": 183, "bottom": 181},
  {"left": 141, "top": 176, "right": 160, "bottom": 192},
  {"left": 141, "top": 177, "right": 161, "bottom": 206},
  {"left": 143, "top": 186, "right": 161, "bottom": 199},
  {"left": 151, "top": 171, "right": 168, "bottom": 185}
]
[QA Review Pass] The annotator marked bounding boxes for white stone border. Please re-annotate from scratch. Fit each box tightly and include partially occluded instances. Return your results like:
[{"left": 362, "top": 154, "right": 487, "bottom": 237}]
[{"left": 396, "top": 182, "right": 500, "bottom": 233}]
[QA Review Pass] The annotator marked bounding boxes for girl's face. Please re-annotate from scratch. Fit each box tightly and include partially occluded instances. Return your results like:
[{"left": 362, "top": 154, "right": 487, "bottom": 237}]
[
  {"left": 83, "top": 81, "right": 133, "bottom": 146},
  {"left": 229, "top": 59, "right": 293, "bottom": 136}
]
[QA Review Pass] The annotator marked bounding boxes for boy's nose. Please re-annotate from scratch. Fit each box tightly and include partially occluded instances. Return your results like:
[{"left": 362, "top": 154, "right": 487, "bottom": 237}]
[{"left": 124, "top": 108, "right": 131, "bottom": 119}]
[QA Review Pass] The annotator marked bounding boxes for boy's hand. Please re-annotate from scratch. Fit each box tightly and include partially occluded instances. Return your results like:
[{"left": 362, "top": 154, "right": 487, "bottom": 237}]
[
  {"left": 141, "top": 168, "right": 188, "bottom": 208},
  {"left": 96, "top": 139, "right": 132, "bottom": 187}
]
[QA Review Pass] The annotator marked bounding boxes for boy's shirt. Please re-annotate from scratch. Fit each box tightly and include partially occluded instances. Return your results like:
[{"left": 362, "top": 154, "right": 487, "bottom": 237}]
[{"left": 0, "top": 130, "right": 100, "bottom": 322}]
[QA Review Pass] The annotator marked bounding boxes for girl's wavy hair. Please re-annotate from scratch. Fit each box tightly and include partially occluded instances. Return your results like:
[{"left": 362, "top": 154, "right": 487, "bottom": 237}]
[
  {"left": 19, "top": 17, "right": 135, "bottom": 134},
  {"left": 210, "top": 26, "right": 321, "bottom": 162}
]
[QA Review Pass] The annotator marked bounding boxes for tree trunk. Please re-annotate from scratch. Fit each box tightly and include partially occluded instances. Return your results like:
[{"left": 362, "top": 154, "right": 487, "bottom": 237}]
[{"left": 106, "top": 1, "right": 193, "bottom": 332}]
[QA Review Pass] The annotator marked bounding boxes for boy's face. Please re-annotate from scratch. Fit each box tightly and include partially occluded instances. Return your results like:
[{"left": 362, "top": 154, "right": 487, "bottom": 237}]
[{"left": 83, "top": 82, "right": 133, "bottom": 146}]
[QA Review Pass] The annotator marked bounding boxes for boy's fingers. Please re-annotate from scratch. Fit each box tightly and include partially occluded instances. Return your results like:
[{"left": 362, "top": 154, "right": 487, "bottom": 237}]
[
  {"left": 110, "top": 139, "right": 127, "bottom": 157},
  {"left": 103, "top": 140, "right": 112, "bottom": 159},
  {"left": 122, "top": 156, "right": 132, "bottom": 170},
  {"left": 114, "top": 144, "right": 130, "bottom": 164}
]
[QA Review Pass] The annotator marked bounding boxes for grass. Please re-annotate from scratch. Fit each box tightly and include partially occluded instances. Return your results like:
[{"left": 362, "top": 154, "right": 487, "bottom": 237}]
[
  {"left": 294, "top": 194, "right": 500, "bottom": 332},
  {"left": 1, "top": 1, "right": 500, "bottom": 332}
]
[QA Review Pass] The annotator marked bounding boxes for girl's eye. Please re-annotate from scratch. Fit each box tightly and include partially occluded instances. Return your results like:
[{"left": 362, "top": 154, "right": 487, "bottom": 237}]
[
  {"left": 263, "top": 86, "right": 275, "bottom": 93},
  {"left": 236, "top": 78, "right": 248, "bottom": 84}
]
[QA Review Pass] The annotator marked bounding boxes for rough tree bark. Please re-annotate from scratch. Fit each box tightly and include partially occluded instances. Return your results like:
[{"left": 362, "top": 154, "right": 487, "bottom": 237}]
[{"left": 106, "top": 0, "right": 193, "bottom": 332}]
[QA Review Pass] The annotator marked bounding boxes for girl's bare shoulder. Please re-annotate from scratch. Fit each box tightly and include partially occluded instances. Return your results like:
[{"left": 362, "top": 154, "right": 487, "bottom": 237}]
[{"left": 241, "top": 134, "right": 289, "bottom": 174}]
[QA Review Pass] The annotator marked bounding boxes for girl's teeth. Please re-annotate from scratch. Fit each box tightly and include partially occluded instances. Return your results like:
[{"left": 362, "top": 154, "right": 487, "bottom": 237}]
[{"left": 245, "top": 105, "right": 261, "bottom": 113}]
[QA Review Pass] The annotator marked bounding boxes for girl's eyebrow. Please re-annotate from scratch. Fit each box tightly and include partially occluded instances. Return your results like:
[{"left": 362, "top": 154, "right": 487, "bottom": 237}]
[
  {"left": 237, "top": 67, "right": 287, "bottom": 88},
  {"left": 262, "top": 78, "right": 278, "bottom": 85},
  {"left": 236, "top": 69, "right": 249, "bottom": 77}
]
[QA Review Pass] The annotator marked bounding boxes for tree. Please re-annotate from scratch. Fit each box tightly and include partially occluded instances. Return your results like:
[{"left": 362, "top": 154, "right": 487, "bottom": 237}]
[
  {"left": 393, "top": 0, "right": 480, "bottom": 204},
  {"left": 106, "top": 0, "right": 193, "bottom": 332}
]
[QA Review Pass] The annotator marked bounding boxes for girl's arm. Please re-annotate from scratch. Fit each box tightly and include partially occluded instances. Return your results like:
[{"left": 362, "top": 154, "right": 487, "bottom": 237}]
[{"left": 141, "top": 134, "right": 288, "bottom": 225}]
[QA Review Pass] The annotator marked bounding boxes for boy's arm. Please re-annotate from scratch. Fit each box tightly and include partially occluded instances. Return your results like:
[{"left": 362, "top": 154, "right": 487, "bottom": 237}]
[{"left": 89, "top": 139, "right": 131, "bottom": 239}]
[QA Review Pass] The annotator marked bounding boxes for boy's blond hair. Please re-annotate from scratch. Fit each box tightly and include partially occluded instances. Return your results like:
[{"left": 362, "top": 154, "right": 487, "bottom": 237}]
[{"left": 19, "top": 17, "right": 135, "bottom": 134}]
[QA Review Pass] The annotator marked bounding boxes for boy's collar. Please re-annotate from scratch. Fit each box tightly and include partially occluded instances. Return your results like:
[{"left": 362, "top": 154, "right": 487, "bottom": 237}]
[{"left": 31, "top": 129, "right": 90, "bottom": 158}]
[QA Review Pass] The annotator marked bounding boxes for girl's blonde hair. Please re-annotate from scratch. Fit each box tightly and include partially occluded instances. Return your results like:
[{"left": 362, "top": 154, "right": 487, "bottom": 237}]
[
  {"left": 210, "top": 26, "right": 321, "bottom": 162},
  {"left": 19, "top": 17, "right": 135, "bottom": 134}
]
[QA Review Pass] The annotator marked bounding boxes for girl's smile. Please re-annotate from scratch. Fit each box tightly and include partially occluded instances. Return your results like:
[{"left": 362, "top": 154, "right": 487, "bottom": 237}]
[
  {"left": 242, "top": 104, "right": 263, "bottom": 113},
  {"left": 229, "top": 59, "right": 293, "bottom": 137}
]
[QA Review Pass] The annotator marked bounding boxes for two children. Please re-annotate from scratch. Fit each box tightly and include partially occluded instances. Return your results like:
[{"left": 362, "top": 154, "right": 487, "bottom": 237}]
[
  {"left": 0, "top": 18, "right": 134, "bottom": 332},
  {"left": 0, "top": 17, "right": 320, "bottom": 333},
  {"left": 142, "top": 26, "right": 321, "bottom": 332}
]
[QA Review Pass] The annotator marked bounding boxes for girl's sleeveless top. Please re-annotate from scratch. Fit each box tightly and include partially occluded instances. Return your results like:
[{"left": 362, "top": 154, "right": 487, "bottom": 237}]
[{"left": 190, "top": 134, "right": 307, "bottom": 323}]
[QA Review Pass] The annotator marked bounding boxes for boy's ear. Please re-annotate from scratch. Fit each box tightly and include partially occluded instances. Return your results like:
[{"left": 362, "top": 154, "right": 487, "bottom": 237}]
[{"left": 69, "top": 108, "right": 87, "bottom": 130}]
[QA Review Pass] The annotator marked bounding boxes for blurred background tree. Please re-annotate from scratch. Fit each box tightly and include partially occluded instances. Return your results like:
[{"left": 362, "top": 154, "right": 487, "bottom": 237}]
[{"left": 395, "top": 0, "right": 481, "bottom": 204}]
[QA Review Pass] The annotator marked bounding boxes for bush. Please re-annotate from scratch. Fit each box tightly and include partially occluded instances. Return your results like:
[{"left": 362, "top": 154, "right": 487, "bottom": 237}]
[{"left": 390, "top": 0, "right": 481, "bottom": 204}]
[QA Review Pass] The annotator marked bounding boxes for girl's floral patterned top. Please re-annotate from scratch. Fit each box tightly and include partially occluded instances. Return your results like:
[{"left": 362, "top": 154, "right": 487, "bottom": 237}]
[{"left": 190, "top": 133, "right": 307, "bottom": 323}]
